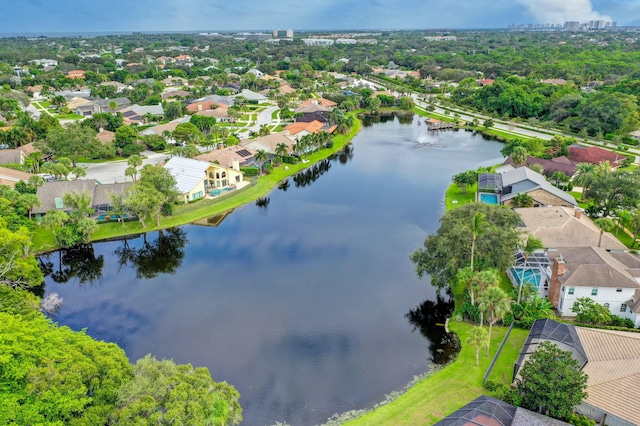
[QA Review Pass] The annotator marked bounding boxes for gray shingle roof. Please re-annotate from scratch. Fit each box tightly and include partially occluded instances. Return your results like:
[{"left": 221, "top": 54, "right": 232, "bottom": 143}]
[{"left": 500, "top": 167, "right": 577, "bottom": 206}]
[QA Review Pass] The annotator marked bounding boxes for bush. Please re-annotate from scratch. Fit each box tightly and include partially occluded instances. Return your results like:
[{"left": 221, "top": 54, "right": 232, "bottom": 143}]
[
  {"left": 460, "top": 301, "right": 480, "bottom": 323},
  {"left": 263, "top": 163, "right": 274, "bottom": 174},
  {"left": 240, "top": 167, "right": 259, "bottom": 176},
  {"left": 325, "top": 140, "right": 334, "bottom": 149},
  {"left": 484, "top": 380, "right": 521, "bottom": 406},
  {"left": 568, "top": 414, "right": 596, "bottom": 426},
  {"left": 282, "top": 156, "right": 297, "bottom": 164}
]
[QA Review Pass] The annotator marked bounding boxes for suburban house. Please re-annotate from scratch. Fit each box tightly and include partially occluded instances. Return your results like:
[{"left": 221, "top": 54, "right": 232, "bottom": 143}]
[
  {"left": 283, "top": 120, "right": 335, "bottom": 142},
  {"left": 32, "top": 180, "right": 132, "bottom": 217},
  {"left": 98, "top": 81, "right": 130, "bottom": 93},
  {"left": 140, "top": 117, "right": 190, "bottom": 141},
  {"left": 541, "top": 78, "right": 569, "bottom": 85},
  {"left": 162, "top": 89, "right": 191, "bottom": 99},
  {"left": 478, "top": 166, "right": 577, "bottom": 208},
  {"left": 547, "top": 246, "right": 640, "bottom": 323},
  {"left": 240, "top": 132, "right": 295, "bottom": 154},
  {"left": 0, "top": 149, "right": 27, "bottom": 165},
  {"left": 161, "top": 76, "right": 189, "bottom": 87},
  {"left": 568, "top": 145, "right": 625, "bottom": 168},
  {"left": 515, "top": 207, "right": 625, "bottom": 251},
  {"left": 200, "top": 94, "right": 235, "bottom": 108},
  {"left": 298, "top": 98, "right": 338, "bottom": 108},
  {"left": 515, "top": 319, "right": 640, "bottom": 426},
  {"left": 75, "top": 97, "right": 131, "bottom": 117},
  {"left": 195, "top": 108, "right": 232, "bottom": 123},
  {"left": 96, "top": 129, "right": 116, "bottom": 145},
  {"left": 503, "top": 156, "right": 577, "bottom": 179},
  {"left": 163, "top": 157, "right": 244, "bottom": 203},
  {"left": 0, "top": 166, "right": 32, "bottom": 188},
  {"left": 434, "top": 395, "right": 569, "bottom": 426},
  {"left": 66, "top": 70, "right": 86, "bottom": 79},
  {"left": 294, "top": 103, "right": 333, "bottom": 123},
  {"left": 186, "top": 100, "right": 215, "bottom": 113},
  {"left": 119, "top": 104, "right": 165, "bottom": 125},
  {"left": 195, "top": 146, "right": 256, "bottom": 169},
  {"left": 234, "top": 89, "right": 267, "bottom": 103}
]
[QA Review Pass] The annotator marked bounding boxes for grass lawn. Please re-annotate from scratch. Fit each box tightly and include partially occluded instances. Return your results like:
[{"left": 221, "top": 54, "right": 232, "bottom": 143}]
[
  {"left": 32, "top": 117, "right": 362, "bottom": 253},
  {"left": 568, "top": 191, "right": 588, "bottom": 209},
  {"left": 54, "top": 113, "right": 84, "bottom": 120},
  {"left": 271, "top": 110, "right": 279, "bottom": 119},
  {"left": 445, "top": 183, "right": 477, "bottom": 210},
  {"left": 612, "top": 225, "right": 635, "bottom": 248},
  {"left": 343, "top": 322, "right": 528, "bottom": 426}
]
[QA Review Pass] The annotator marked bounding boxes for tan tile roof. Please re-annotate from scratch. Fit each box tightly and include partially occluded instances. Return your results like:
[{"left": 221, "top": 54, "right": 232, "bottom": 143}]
[
  {"left": 515, "top": 207, "right": 626, "bottom": 250},
  {"left": 195, "top": 146, "right": 255, "bottom": 169},
  {"left": 240, "top": 132, "right": 294, "bottom": 153},
  {"left": 96, "top": 129, "right": 115, "bottom": 144},
  {"left": 576, "top": 327, "right": 640, "bottom": 425},
  {"left": 0, "top": 166, "right": 32, "bottom": 186},
  {"left": 285, "top": 120, "right": 324, "bottom": 136},
  {"left": 195, "top": 108, "right": 230, "bottom": 119},
  {"left": 298, "top": 98, "right": 337, "bottom": 108}
]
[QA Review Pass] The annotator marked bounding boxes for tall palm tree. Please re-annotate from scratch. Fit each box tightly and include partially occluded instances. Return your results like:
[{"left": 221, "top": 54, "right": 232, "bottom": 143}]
[
  {"left": 471, "top": 269, "right": 499, "bottom": 312},
  {"left": 478, "top": 286, "right": 511, "bottom": 355},
  {"left": 470, "top": 212, "right": 488, "bottom": 272},
  {"left": 275, "top": 143, "right": 288, "bottom": 160},
  {"left": 517, "top": 234, "right": 544, "bottom": 303},
  {"left": 573, "top": 162, "right": 596, "bottom": 197},
  {"left": 594, "top": 217, "right": 616, "bottom": 248},
  {"left": 254, "top": 150, "right": 268, "bottom": 174},
  {"left": 511, "top": 146, "right": 528, "bottom": 167},
  {"left": 467, "top": 326, "right": 488, "bottom": 367}
]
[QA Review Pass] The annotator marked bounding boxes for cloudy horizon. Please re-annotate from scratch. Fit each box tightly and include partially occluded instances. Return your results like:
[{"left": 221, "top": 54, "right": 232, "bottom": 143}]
[{"left": 1, "top": 0, "right": 636, "bottom": 34}]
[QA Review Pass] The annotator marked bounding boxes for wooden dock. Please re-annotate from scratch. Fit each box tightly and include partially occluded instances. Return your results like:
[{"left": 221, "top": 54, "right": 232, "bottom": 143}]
[{"left": 426, "top": 118, "right": 455, "bottom": 130}]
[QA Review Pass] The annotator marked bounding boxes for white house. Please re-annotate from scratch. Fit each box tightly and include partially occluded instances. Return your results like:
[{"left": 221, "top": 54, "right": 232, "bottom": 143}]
[
  {"left": 164, "top": 157, "right": 244, "bottom": 203},
  {"left": 547, "top": 247, "right": 640, "bottom": 326}
]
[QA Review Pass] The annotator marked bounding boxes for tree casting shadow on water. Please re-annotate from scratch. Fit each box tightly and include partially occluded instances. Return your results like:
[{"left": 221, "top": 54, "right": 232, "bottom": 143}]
[{"left": 406, "top": 294, "right": 461, "bottom": 365}]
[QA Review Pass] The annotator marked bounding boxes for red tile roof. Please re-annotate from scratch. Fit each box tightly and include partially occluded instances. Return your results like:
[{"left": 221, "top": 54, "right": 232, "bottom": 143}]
[{"left": 568, "top": 145, "right": 624, "bottom": 167}]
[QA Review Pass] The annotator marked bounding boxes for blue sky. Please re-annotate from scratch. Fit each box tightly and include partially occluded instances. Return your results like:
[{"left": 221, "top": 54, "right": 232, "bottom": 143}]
[{"left": 1, "top": 0, "right": 637, "bottom": 34}]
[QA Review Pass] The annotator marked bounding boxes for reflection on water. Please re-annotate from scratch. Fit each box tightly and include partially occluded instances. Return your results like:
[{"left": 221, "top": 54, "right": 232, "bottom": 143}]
[
  {"left": 39, "top": 244, "right": 104, "bottom": 285},
  {"left": 292, "top": 158, "right": 332, "bottom": 188},
  {"left": 41, "top": 116, "right": 504, "bottom": 425},
  {"left": 406, "top": 294, "right": 461, "bottom": 365},
  {"left": 113, "top": 228, "right": 187, "bottom": 279}
]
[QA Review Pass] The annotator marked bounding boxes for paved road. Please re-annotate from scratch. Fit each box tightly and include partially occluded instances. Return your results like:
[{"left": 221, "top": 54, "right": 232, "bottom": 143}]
[
  {"left": 237, "top": 105, "right": 279, "bottom": 139},
  {"left": 79, "top": 151, "right": 169, "bottom": 184}
]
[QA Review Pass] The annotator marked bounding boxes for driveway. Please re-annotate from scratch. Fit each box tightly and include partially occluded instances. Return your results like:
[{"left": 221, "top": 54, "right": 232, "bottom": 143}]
[
  {"left": 237, "top": 105, "right": 279, "bottom": 139},
  {"left": 79, "top": 151, "right": 169, "bottom": 184}
]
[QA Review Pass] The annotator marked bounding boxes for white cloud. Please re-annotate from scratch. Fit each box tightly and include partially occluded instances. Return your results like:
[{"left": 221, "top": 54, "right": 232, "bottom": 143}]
[{"left": 517, "top": 0, "right": 612, "bottom": 23}]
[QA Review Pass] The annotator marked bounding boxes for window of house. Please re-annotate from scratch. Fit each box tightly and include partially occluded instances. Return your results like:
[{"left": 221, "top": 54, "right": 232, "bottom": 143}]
[
  {"left": 591, "top": 288, "right": 598, "bottom": 296},
  {"left": 568, "top": 287, "right": 575, "bottom": 295},
  {"left": 616, "top": 288, "right": 622, "bottom": 293},
  {"left": 235, "top": 175, "right": 240, "bottom": 182},
  {"left": 621, "top": 304, "right": 628, "bottom": 313},
  {"left": 604, "top": 303, "right": 610, "bottom": 309}
]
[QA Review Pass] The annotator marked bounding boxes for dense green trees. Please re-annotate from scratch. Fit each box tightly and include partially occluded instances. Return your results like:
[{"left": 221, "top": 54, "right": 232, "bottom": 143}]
[
  {"left": 111, "top": 355, "right": 242, "bottom": 425},
  {"left": 411, "top": 203, "right": 521, "bottom": 290},
  {"left": 37, "top": 122, "right": 102, "bottom": 166},
  {"left": 516, "top": 341, "right": 588, "bottom": 421}
]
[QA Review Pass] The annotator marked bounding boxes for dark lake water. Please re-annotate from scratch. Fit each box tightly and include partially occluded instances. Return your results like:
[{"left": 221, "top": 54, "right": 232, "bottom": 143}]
[{"left": 40, "top": 116, "right": 503, "bottom": 425}]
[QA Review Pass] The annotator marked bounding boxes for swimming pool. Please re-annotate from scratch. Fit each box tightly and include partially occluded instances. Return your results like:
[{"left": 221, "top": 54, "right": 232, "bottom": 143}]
[
  {"left": 479, "top": 193, "right": 499, "bottom": 205},
  {"left": 511, "top": 267, "right": 542, "bottom": 288}
]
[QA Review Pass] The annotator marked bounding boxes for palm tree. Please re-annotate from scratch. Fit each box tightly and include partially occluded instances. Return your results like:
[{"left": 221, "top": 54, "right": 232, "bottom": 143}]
[
  {"left": 470, "top": 212, "right": 488, "bottom": 272},
  {"left": 573, "top": 162, "right": 596, "bottom": 197},
  {"left": 41, "top": 210, "right": 69, "bottom": 235},
  {"left": 511, "top": 146, "right": 528, "bottom": 167},
  {"left": 126, "top": 155, "right": 142, "bottom": 182},
  {"left": 254, "top": 150, "right": 268, "bottom": 174},
  {"left": 478, "top": 286, "right": 511, "bottom": 355},
  {"left": 107, "top": 100, "right": 118, "bottom": 114},
  {"left": 594, "top": 217, "right": 616, "bottom": 248},
  {"left": 467, "top": 326, "right": 488, "bottom": 367},
  {"left": 471, "top": 269, "right": 499, "bottom": 313},
  {"left": 125, "top": 166, "right": 138, "bottom": 182},
  {"left": 275, "top": 143, "right": 288, "bottom": 160},
  {"left": 517, "top": 235, "right": 544, "bottom": 304}
]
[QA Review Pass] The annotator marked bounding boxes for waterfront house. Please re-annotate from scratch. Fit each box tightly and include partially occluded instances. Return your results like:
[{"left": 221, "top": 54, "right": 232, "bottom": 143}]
[{"left": 163, "top": 157, "right": 244, "bottom": 203}]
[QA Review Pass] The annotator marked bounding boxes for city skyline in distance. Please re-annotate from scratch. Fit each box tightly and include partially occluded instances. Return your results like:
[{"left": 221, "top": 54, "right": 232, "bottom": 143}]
[{"left": 1, "top": 0, "right": 636, "bottom": 34}]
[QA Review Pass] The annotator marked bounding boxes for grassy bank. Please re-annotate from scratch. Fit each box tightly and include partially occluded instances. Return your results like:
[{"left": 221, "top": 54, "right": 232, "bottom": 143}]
[
  {"left": 342, "top": 321, "right": 528, "bottom": 425},
  {"left": 32, "top": 118, "right": 362, "bottom": 253}
]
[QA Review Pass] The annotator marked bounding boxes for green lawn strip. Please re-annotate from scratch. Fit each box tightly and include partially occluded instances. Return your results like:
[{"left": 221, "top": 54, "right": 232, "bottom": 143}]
[
  {"left": 486, "top": 326, "right": 529, "bottom": 385},
  {"left": 344, "top": 322, "right": 521, "bottom": 426},
  {"left": 568, "top": 191, "right": 589, "bottom": 210},
  {"left": 32, "top": 119, "right": 362, "bottom": 252},
  {"left": 612, "top": 225, "right": 635, "bottom": 248},
  {"left": 271, "top": 110, "right": 279, "bottom": 119},
  {"left": 445, "top": 183, "right": 477, "bottom": 210}
]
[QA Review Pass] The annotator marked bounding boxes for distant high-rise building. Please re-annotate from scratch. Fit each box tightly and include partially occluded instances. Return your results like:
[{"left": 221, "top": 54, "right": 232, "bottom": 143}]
[
  {"left": 564, "top": 21, "right": 580, "bottom": 30},
  {"left": 273, "top": 29, "right": 294, "bottom": 38}
]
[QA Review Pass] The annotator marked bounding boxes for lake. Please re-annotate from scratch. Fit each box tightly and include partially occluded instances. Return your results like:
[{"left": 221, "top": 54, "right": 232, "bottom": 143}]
[{"left": 40, "top": 116, "right": 504, "bottom": 425}]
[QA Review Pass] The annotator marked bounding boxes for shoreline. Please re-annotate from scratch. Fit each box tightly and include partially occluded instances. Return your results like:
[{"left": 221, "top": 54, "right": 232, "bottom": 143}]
[{"left": 32, "top": 116, "right": 363, "bottom": 254}]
